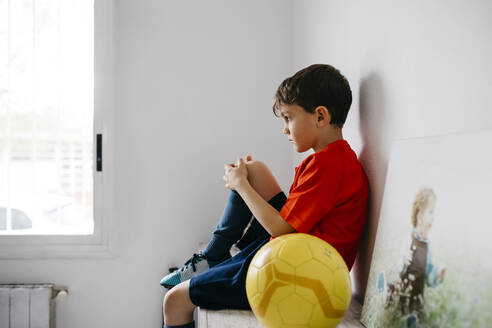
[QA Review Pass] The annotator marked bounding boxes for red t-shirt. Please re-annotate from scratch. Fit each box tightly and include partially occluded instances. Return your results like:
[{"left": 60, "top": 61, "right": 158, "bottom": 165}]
[{"left": 278, "top": 139, "right": 369, "bottom": 270}]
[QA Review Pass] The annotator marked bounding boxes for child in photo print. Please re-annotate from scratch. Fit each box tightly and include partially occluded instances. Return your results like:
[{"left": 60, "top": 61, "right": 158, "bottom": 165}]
[{"left": 378, "top": 187, "right": 446, "bottom": 327}]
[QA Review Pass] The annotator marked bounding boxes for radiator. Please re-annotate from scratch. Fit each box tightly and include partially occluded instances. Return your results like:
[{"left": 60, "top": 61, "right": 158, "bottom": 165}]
[{"left": 0, "top": 284, "right": 67, "bottom": 328}]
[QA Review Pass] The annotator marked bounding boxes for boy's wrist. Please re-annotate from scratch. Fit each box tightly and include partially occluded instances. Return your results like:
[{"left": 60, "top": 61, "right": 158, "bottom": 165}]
[{"left": 235, "top": 178, "right": 251, "bottom": 194}]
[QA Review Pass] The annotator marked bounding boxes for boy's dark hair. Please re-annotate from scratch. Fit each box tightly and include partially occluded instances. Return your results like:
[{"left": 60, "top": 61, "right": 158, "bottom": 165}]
[{"left": 273, "top": 64, "right": 352, "bottom": 128}]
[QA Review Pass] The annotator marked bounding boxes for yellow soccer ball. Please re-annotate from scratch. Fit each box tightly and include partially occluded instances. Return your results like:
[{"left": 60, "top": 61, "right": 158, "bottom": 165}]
[{"left": 246, "top": 233, "right": 351, "bottom": 328}]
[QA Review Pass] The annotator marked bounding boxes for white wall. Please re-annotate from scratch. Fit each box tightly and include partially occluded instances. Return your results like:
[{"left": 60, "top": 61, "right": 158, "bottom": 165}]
[
  {"left": 291, "top": 0, "right": 492, "bottom": 300},
  {"left": 0, "top": 1, "right": 293, "bottom": 327}
]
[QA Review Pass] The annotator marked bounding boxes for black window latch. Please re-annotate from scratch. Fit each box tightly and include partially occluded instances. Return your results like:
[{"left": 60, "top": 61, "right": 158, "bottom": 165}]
[{"left": 97, "top": 134, "right": 102, "bottom": 172}]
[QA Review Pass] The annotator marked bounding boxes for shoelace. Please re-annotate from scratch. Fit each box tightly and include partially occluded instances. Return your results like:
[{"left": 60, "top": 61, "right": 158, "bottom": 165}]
[{"left": 181, "top": 253, "right": 204, "bottom": 272}]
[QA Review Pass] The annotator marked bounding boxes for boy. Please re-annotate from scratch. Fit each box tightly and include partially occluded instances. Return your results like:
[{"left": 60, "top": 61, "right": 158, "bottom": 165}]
[{"left": 160, "top": 64, "right": 369, "bottom": 328}]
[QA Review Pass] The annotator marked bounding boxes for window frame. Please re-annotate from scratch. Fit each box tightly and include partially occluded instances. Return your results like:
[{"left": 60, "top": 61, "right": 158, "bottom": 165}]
[{"left": 0, "top": 0, "right": 115, "bottom": 259}]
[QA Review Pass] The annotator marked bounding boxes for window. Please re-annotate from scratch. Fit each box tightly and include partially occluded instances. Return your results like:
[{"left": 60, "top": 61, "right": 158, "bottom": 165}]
[
  {"left": 0, "top": 0, "right": 94, "bottom": 236},
  {"left": 0, "top": 0, "right": 113, "bottom": 258}
]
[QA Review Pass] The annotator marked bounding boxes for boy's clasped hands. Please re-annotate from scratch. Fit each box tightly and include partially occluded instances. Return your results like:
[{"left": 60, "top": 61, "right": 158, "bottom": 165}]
[{"left": 223, "top": 154, "right": 253, "bottom": 191}]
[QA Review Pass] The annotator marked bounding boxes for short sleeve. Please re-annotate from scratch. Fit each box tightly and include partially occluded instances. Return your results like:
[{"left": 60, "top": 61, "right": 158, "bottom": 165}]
[{"left": 279, "top": 157, "right": 341, "bottom": 233}]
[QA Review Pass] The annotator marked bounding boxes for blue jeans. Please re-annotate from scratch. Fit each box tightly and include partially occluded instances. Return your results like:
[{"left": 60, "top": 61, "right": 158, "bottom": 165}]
[{"left": 201, "top": 190, "right": 287, "bottom": 261}]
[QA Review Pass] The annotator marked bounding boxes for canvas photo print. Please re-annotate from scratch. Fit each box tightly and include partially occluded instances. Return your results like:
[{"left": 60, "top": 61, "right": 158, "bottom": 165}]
[{"left": 361, "top": 129, "right": 492, "bottom": 328}]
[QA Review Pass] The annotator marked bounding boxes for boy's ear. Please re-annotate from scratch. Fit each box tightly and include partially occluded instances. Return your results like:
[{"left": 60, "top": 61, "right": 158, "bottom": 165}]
[{"left": 315, "top": 106, "right": 331, "bottom": 127}]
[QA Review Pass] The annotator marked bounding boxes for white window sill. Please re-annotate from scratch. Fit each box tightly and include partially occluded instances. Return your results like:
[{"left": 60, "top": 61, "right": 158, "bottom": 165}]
[{"left": 0, "top": 231, "right": 117, "bottom": 259}]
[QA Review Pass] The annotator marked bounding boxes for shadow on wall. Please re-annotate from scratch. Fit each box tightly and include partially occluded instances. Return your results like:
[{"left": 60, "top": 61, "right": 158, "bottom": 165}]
[{"left": 352, "top": 72, "right": 391, "bottom": 302}]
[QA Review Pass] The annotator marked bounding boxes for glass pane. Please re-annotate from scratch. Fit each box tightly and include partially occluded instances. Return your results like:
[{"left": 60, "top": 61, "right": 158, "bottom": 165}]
[
  {"left": 35, "top": 0, "right": 59, "bottom": 134},
  {"left": 0, "top": 0, "right": 94, "bottom": 235},
  {"left": 0, "top": 0, "right": 7, "bottom": 134},
  {"left": 10, "top": 0, "right": 34, "bottom": 135}
]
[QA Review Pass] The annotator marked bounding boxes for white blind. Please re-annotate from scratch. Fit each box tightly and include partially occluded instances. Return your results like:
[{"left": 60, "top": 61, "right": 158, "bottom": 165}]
[{"left": 0, "top": 0, "right": 94, "bottom": 235}]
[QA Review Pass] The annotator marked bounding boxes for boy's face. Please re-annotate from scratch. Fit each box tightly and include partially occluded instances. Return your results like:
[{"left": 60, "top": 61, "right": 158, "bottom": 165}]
[{"left": 278, "top": 103, "right": 319, "bottom": 153}]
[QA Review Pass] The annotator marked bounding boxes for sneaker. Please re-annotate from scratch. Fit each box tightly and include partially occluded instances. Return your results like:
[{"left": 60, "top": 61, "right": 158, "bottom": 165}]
[{"left": 159, "top": 252, "right": 230, "bottom": 288}]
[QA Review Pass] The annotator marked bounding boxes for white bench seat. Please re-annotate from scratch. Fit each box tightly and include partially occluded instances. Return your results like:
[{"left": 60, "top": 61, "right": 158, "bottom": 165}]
[{"left": 196, "top": 295, "right": 364, "bottom": 328}]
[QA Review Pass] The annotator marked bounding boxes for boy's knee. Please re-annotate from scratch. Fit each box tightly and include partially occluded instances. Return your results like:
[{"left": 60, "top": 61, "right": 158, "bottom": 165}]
[
  {"left": 163, "top": 287, "right": 181, "bottom": 312},
  {"left": 245, "top": 160, "right": 268, "bottom": 174},
  {"left": 245, "top": 160, "right": 281, "bottom": 201},
  {"left": 163, "top": 281, "right": 195, "bottom": 319}
]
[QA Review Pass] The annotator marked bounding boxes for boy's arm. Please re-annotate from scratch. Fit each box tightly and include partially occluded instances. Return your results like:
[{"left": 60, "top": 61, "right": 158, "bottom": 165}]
[{"left": 236, "top": 180, "right": 295, "bottom": 237}]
